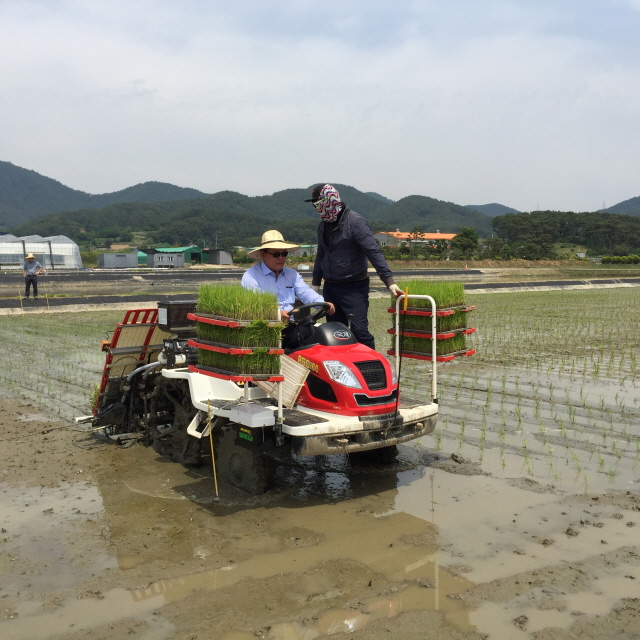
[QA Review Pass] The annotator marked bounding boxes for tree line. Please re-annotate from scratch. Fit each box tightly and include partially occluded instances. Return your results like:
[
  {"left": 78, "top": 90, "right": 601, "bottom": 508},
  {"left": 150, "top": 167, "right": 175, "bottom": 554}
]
[{"left": 490, "top": 211, "right": 640, "bottom": 257}]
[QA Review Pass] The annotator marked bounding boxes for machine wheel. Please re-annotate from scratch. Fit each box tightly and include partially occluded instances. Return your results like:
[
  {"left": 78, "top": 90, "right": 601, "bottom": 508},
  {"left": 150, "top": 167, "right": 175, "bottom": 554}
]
[{"left": 216, "top": 427, "right": 268, "bottom": 495}]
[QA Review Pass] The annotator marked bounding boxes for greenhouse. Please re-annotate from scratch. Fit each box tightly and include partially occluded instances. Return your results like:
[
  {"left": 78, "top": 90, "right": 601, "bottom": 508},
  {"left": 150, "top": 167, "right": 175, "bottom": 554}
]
[{"left": 0, "top": 234, "right": 83, "bottom": 270}]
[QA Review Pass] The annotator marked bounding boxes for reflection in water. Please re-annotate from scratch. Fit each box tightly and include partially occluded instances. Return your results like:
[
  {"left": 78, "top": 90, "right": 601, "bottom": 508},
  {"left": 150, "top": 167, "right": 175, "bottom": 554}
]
[
  {"left": 126, "top": 467, "right": 476, "bottom": 638},
  {"left": 1, "top": 448, "right": 476, "bottom": 639}
]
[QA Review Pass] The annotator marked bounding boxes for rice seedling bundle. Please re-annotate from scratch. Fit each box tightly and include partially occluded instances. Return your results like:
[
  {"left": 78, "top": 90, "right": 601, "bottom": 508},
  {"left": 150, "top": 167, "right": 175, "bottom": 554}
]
[
  {"left": 195, "top": 284, "right": 283, "bottom": 376},
  {"left": 198, "top": 348, "right": 281, "bottom": 375},
  {"left": 196, "top": 321, "right": 282, "bottom": 348},
  {"left": 398, "top": 334, "right": 468, "bottom": 356},
  {"left": 198, "top": 284, "right": 279, "bottom": 321},
  {"left": 390, "top": 281, "right": 473, "bottom": 356}
]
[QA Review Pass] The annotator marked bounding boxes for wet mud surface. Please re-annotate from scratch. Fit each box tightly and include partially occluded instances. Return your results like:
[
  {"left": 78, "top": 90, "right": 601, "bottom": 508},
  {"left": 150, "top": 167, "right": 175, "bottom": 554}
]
[{"left": 1, "top": 289, "right": 640, "bottom": 638}]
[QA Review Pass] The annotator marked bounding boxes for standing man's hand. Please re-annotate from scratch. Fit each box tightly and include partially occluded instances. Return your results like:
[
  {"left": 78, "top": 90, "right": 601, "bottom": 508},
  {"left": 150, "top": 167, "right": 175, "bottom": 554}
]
[
  {"left": 280, "top": 310, "right": 290, "bottom": 321},
  {"left": 326, "top": 302, "right": 336, "bottom": 315},
  {"left": 389, "top": 284, "right": 403, "bottom": 298}
]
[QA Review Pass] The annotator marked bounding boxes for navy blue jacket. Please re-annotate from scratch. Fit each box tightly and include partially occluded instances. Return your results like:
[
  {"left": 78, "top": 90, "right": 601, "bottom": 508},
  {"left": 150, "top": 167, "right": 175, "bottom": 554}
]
[{"left": 312, "top": 205, "right": 395, "bottom": 287}]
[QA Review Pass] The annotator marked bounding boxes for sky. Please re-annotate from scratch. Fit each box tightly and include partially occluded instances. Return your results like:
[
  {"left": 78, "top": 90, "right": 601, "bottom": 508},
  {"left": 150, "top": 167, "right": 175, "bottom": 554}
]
[{"left": 1, "top": 0, "right": 639, "bottom": 212}]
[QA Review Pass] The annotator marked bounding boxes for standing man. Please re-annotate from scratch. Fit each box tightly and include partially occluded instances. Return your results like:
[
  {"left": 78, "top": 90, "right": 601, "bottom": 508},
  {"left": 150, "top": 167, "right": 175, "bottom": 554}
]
[
  {"left": 306, "top": 184, "right": 401, "bottom": 349},
  {"left": 22, "top": 253, "right": 44, "bottom": 300}
]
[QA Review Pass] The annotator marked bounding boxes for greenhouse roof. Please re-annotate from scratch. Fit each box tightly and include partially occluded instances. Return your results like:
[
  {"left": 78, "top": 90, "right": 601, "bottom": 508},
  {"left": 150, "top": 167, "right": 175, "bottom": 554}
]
[
  {"left": 1, "top": 234, "right": 78, "bottom": 244},
  {"left": 154, "top": 246, "right": 202, "bottom": 253}
]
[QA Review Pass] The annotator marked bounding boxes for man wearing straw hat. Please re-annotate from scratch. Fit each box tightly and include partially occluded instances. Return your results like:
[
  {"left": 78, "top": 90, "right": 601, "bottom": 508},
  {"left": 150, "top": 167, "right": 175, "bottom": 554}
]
[
  {"left": 242, "top": 230, "right": 335, "bottom": 347},
  {"left": 22, "top": 253, "right": 44, "bottom": 300}
]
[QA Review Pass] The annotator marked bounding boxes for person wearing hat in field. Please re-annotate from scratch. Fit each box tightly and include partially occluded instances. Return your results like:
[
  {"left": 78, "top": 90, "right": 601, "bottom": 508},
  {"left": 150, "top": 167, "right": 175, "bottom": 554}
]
[
  {"left": 22, "top": 253, "right": 44, "bottom": 300},
  {"left": 242, "top": 230, "right": 335, "bottom": 348},
  {"left": 305, "top": 184, "right": 402, "bottom": 349}
]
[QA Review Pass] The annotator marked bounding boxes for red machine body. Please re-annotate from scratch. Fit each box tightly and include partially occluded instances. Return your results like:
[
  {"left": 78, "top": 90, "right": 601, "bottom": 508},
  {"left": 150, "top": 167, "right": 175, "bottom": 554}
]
[{"left": 287, "top": 323, "right": 399, "bottom": 417}]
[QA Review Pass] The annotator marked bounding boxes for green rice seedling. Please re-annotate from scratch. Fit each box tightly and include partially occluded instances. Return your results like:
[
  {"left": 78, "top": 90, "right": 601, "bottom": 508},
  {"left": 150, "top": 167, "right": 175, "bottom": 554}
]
[
  {"left": 611, "top": 440, "right": 622, "bottom": 458},
  {"left": 393, "top": 281, "right": 465, "bottom": 309},
  {"left": 195, "top": 284, "right": 283, "bottom": 373},
  {"left": 392, "top": 281, "right": 469, "bottom": 333},
  {"left": 198, "top": 283, "right": 279, "bottom": 321},
  {"left": 396, "top": 333, "right": 468, "bottom": 357},
  {"left": 198, "top": 348, "right": 280, "bottom": 375},
  {"left": 196, "top": 320, "right": 282, "bottom": 348},
  {"left": 572, "top": 452, "right": 582, "bottom": 472}
]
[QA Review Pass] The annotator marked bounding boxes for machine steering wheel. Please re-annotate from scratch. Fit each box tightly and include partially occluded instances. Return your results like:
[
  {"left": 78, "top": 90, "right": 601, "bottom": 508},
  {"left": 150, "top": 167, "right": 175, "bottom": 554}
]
[{"left": 289, "top": 303, "right": 331, "bottom": 324}]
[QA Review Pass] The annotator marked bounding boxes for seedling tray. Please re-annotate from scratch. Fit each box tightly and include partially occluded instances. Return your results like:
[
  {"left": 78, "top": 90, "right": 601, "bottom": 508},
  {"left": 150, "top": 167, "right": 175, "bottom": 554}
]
[
  {"left": 387, "top": 327, "right": 476, "bottom": 340},
  {"left": 387, "top": 348, "right": 476, "bottom": 363},
  {"left": 387, "top": 305, "right": 476, "bottom": 317},
  {"left": 188, "top": 339, "right": 283, "bottom": 355},
  {"left": 188, "top": 312, "right": 282, "bottom": 328},
  {"left": 188, "top": 364, "right": 284, "bottom": 383}
]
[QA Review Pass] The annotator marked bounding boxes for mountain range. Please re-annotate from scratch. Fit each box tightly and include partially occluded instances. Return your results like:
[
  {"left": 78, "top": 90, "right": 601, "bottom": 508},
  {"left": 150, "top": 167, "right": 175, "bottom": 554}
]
[{"left": 2, "top": 160, "right": 638, "bottom": 245}]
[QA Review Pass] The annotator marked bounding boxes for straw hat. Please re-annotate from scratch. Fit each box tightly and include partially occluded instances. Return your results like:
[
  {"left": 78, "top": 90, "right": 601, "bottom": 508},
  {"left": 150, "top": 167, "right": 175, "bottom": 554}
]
[
  {"left": 247, "top": 230, "right": 300, "bottom": 259},
  {"left": 25, "top": 253, "right": 36, "bottom": 259}
]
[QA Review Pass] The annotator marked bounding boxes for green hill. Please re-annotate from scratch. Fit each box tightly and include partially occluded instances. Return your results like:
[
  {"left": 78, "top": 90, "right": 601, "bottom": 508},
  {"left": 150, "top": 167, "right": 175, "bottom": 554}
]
[
  {"left": 0, "top": 160, "right": 208, "bottom": 229},
  {"left": 368, "top": 195, "right": 493, "bottom": 236},
  {"left": 0, "top": 161, "right": 91, "bottom": 228},
  {"left": 6, "top": 161, "right": 492, "bottom": 245},
  {"left": 365, "top": 191, "right": 395, "bottom": 205},
  {"left": 466, "top": 203, "right": 520, "bottom": 217},
  {"left": 605, "top": 196, "right": 640, "bottom": 216}
]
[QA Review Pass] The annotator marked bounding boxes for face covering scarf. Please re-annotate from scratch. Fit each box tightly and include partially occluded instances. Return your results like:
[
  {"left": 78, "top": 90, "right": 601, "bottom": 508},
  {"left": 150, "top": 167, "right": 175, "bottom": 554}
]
[{"left": 313, "top": 184, "right": 342, "bottom": 222}]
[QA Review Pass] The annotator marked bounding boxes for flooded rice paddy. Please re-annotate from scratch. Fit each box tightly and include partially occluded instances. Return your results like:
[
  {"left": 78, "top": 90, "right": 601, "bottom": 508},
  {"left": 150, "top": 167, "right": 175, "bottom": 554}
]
[{"left": 0, "top": 287, "right": 639, "bottom": 639}]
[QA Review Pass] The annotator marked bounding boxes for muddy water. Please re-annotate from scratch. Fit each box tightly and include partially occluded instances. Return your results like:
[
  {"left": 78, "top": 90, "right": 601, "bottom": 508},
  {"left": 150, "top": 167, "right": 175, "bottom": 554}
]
[{"left": 1, "top": 290, "right": 640, "bottom": 638}]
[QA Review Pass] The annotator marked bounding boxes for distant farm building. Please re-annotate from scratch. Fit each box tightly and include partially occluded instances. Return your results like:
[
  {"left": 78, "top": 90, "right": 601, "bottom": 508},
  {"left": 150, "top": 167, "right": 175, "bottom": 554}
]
[
  {"left": 373, "top": 231, "right": 456, "bottom": 248},
  {"left": 208, "top": 249, "right": 233, "bottom": 265},
  {"left": 289, "top": 244, "right": 318, "bottom": 258},
  {"left": 0, "top": 234, "right": 83, "bottom": 269},
  {"left": 146, "top": 249, "right": 186, "bottom": 268},
  {"left": 141, "top": 246, "right": 234, "bottom": 267},
  {"left": 98, "top": 250, "right": 139, "bottom": 269}
]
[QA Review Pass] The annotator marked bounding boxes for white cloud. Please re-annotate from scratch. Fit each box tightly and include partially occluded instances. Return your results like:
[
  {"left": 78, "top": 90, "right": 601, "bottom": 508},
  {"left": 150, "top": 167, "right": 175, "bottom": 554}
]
[{"left": 0, "top": 0, "right": 639, "bottom": 211}]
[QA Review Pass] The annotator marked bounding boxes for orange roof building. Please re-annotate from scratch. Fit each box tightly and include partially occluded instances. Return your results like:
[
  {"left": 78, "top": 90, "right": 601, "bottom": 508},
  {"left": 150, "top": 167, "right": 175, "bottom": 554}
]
[{"left": 373, "top": 230, "right": 456, "bottom": 247}]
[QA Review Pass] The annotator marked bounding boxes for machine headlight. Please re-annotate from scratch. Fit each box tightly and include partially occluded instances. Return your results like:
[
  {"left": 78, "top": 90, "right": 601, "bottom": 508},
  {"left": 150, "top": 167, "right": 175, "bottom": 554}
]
[
  {"left": 323, "top": 361, "right": 363, "bottom": 389},
  {"left": 391, "top": 365, "right": 398, "bottom": 385}
]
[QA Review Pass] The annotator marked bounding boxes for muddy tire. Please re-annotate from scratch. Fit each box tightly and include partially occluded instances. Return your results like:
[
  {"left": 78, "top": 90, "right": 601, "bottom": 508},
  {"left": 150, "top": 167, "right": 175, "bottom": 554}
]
[{"left": 216, "top": 428, "right": 268, "bottom": 495}]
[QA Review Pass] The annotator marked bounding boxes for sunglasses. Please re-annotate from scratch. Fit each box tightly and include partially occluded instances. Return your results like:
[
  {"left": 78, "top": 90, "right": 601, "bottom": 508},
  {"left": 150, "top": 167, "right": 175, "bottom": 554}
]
[
  {"left": 265, "top": 251, "right": 289, "bottom": 258},
  {"left": 312, "top": 197, "right": 328, "bottom": 209}
]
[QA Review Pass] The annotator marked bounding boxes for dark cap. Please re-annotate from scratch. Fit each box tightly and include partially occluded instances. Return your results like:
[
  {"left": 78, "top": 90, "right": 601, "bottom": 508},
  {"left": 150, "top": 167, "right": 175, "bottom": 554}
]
[{"left": 304, "top": 184, "right": 326, "bottom": 202}]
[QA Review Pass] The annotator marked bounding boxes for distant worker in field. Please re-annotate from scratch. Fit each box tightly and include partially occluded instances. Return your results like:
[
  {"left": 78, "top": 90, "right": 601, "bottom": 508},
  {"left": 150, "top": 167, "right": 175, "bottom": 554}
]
[
  {"left": 242, "top": 230, "right": 335, "bottom": 347},
  {"left": 306, "top": 184, "right": 402, "bottom": 349},
  {"left": 22, "top": 253, "right": 44, "bottom": 300}
]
